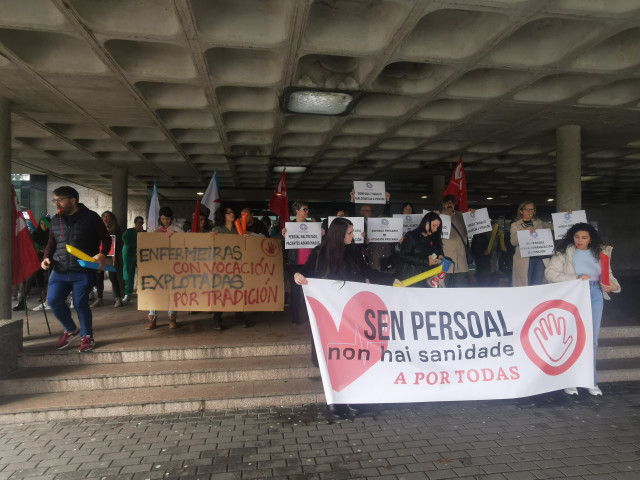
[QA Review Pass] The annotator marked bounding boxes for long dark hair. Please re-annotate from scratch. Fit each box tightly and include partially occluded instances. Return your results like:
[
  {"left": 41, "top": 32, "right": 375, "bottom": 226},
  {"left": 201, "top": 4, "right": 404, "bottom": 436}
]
[
  {"left": 556, "top": 222, "right": 603, "bottom": 260},
  {"left": 412, "top": 211, "right": 443, "bottom": 246},
  {"left": 315, "top": 217, "right": 352, "bottom": 279},
  {"left": 213, "top": 204, "right": 234, "bottom": 227}
]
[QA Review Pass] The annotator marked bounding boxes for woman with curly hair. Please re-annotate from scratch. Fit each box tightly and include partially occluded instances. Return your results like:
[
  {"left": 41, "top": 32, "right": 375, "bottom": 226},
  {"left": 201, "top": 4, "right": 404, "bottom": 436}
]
[{"left": 545, "top": 222, "right": 621, "bottom": 397}]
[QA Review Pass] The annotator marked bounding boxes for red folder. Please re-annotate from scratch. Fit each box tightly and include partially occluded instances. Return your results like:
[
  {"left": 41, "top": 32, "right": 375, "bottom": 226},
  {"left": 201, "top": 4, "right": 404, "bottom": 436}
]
[{"left": 600, "top": 252, "right": 610, "bottom": 286}]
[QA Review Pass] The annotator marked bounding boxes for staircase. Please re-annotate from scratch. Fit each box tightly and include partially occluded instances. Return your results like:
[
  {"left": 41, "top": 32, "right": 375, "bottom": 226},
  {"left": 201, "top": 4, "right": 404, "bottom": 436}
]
[
  {"left": 0, "top": 341, "right": 324, "bottom": 424},
  {"left": 1, "top": 325, "right": 639, "bottom": 424}
]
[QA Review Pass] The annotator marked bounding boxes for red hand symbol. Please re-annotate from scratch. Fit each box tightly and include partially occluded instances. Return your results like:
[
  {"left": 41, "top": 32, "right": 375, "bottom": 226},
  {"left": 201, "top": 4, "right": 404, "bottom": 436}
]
[{"left": 533, "top": 313, "right": 574, "bottom": 362}]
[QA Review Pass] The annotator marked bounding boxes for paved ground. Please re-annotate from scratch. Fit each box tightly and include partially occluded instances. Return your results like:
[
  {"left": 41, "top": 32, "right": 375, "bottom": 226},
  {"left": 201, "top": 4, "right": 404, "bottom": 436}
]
[{"left": 1, "top": 382, "right": 640, "bottom": 480}]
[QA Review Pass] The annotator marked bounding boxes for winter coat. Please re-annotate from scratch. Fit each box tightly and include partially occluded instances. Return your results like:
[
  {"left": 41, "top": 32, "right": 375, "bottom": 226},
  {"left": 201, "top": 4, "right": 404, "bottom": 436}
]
[
  {"left": 545, "top": 245, "right": 621, "bottom": 300},
  {"left": 44, "top": 204, "right": 111, "bottom": 273},
  {"left": 510, "top": 217, "right": 553, "bottom": 287},
  {"left": 399, "top": 229, "right": 444, "bottom": 284},
  {"left": 442, "top": 211, "right": 469, "bottom": 273}
]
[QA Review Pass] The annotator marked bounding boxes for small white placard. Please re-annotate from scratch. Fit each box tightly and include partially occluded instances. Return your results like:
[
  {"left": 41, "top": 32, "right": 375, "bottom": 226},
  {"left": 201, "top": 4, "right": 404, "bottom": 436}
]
[
  {"left": 462, "top": 208, "right": 493, "bottom": 236},
  {"left": 552, "top": 210, "right": 588, "bottom": 240},
  {"left": 328, "top": 216, "right": 365, "bottom": 244},
  {"left": 284, "top": 222, "right": 322, "bottom": 249},
  {"left": 516, "top": 228, "right": 555, "bottom": 257},
  {"left": 439, "top": 213, "right": 452, "bottom": 240},
  {"left": 393, "top": 214, "right": 424, "bottom": 234},
  {"left": 353, "top": 181, "right": 386, "bottom": 204},
  {"left": 366, "top": 217, "right": 403, "bottom": 242}
]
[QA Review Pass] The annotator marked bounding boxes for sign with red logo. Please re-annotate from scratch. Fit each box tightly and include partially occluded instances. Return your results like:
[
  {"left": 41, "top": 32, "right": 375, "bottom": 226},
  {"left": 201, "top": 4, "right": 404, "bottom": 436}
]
[{"left": 303, "top": 279, "right": 594, "bottom": 405}]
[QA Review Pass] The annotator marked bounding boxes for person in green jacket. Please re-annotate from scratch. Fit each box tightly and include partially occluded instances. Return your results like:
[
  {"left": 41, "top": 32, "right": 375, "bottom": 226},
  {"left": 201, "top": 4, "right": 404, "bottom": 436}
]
[{"left": 121, "top": 216, "right": 144, "bottom": 303}]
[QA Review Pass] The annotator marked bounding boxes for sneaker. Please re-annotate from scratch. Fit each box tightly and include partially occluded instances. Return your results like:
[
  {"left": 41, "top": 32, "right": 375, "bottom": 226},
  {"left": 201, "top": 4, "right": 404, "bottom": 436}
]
[
  {"left": 113, "top": 298, "right": 123, "bottom": 308},
  {"left": 56, "top": 329, "right": 80, "bottom": 350},
  {"left": 587, "top": 386, "right": 602, "bottom": 396},
  {"left": 33, "top": 302, "right": 51, "bottom": 311},
  {"left": 564, "top": 387, "right": 579, "bottom": 396},
  {"left": 78, "top": 335, "right": 95, "bottom": 352},
  {"left": 122, "top": 295, "right": 131, "bottom": 304}
]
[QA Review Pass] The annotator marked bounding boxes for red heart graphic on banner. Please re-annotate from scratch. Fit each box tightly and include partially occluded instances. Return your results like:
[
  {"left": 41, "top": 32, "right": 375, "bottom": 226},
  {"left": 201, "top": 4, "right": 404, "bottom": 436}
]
[{"left": 307, "top": 291, "right": 389, "bottom": 392}]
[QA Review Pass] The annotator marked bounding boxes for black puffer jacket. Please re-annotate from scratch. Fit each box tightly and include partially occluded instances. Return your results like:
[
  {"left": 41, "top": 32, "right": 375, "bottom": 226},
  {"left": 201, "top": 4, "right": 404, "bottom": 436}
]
[{"left": 44, "top": 204, "right": 111, "bottom": 273}]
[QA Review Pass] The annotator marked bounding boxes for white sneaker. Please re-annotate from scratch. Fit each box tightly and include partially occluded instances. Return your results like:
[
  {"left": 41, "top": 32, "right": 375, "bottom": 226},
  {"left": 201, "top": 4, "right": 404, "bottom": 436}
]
[
  {"left": 32, "top": 303, "right": 51, "bottom": 311},
  {"left": 564, "top": 387, "right": 579, "bottom": 396},
  {"left": 122, "top": 295, "right": 131, "bottom": 303},
  {"left": 587, "top": 386, "right": 602, "bottom": 396}
]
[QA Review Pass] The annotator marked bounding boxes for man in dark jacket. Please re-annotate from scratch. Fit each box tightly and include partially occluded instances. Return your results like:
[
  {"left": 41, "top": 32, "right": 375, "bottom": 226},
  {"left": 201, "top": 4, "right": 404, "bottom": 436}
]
[{"left": 41, "top": 186, "right": 111, "bottom": 352}]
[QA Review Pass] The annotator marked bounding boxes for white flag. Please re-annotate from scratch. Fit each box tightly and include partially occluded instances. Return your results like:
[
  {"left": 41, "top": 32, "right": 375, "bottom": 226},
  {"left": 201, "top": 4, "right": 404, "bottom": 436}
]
[
  {"left": 201, "top": 170, "right": 221, "bottom": 220},
  {"left": 147, "top": 182, "right": 160, "bottom": 232}
]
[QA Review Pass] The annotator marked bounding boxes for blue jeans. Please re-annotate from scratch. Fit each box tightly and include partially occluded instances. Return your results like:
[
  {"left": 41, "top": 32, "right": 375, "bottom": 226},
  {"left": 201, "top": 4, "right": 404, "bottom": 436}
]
[
  {"left": 47, "top": 270, "right": 94, "bottom": 337},
  {"left": 590, "top": 282, "right": 604, "bottom": 385},
  {"left": 527, "top": 257, "right": 545, "bottom": 286}
]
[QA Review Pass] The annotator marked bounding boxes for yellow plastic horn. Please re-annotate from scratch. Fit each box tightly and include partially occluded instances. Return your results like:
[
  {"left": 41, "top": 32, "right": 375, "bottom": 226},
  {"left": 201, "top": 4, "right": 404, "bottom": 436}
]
[
  {"left": 66, "top": 244, "right": 95, "bottom": 262},
  {"left": 485, "top": 223, "right": 499, "bottom": 255},
  {"left": 395, "top": 265, "right": 443, "bottom": 287}
]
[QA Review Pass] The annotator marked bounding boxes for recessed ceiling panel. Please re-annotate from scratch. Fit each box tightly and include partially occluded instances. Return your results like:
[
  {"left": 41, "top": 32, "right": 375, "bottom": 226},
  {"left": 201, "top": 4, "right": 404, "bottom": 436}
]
[{"left": 106, "top": 40, "right": 197, "bottom": 80}]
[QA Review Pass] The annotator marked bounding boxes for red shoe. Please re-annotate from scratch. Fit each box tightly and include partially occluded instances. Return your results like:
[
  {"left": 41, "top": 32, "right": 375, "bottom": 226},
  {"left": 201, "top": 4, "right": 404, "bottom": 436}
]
[
  {"left": 78, "top": 335, "right": 95, "bottom": 352},
  {"left": 56, "top": 329, "right": 80, "bottom": 350}
]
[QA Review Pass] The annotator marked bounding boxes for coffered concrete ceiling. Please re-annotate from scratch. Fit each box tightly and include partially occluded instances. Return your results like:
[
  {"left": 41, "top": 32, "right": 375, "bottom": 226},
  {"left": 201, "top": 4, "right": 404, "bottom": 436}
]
[{"left": 2, "top": 0, "right": 640, "bottom": 205}]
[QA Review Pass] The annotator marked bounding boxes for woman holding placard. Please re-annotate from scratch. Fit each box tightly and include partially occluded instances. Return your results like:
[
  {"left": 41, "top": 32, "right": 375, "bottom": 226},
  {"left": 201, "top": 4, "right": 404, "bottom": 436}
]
[
  {"left": 510, "top": 201, "right": 552, "bottom": 287},
  {"left": 294, "top": 217, "right": 402, "bottom": 418},
  {"left": 545, "top": 223, "right": 620, "bottom": 396},
  {"left": 211, "top": 205, "right": 248, "bottom": 330}
]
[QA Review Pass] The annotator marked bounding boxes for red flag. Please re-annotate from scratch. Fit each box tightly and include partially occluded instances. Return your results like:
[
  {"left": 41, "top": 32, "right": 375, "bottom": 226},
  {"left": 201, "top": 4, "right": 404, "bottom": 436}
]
[
  {"left": 11, "top": 186, "right": 40, "bottom": 286},
  {"left": 443, "top": 156, "right": 468, "bottom": 212},
  {"left": 268, "top": 170, "right": 289, "bottom": 221},
  {"left": 191, "top": 199, "right": 201, "bottom": 232}
]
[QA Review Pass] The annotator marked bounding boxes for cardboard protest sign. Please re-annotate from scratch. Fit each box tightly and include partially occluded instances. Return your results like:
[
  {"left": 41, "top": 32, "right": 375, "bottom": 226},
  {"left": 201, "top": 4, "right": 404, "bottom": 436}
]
[
  {"left": 552, "top": 210, "right": 587, "bottom": 240},
  {"left": 137, "top": 232, "right": 284, "bottom": 312},
  {"left": 353, "top": 181, "right": 386, "bottom": 204},
  {"left": 517, "top": 229, "right": 554, "bottom": 257},
  {"left": 393, "top": 214, "right": 424, "bottom": 234},
  {"left": 366, "top": 217, "right": 403, "bottom": 242},
  {"left": 284, "top": 222, "right": 322, "bottom": 249},
  {"left": 462, "top": 208, "right": 493, "bottom": 236},
  {"left": 328, "top": 216, "right": 365, "bottom": 244}
]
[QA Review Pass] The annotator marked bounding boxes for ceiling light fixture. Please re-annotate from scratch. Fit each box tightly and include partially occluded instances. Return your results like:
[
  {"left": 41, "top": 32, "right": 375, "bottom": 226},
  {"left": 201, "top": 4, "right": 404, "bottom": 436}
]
[
  {"left": 283, "top": 87, "right": 360, "bottom": 116},
  {"left": 273, "top": 166, "right": 307, "bottom": 173},
  {"left": 420, "top": 195, "right": 428, "bottom": 199},
  {"left": 196, "top": 192, "right": 204, "bottom": 196},
  {"left": 547, "top": 198, "right": 554, "bottom": 202},
  {"left": 486, "top": 197, "right": 493, "bottom": 200}
]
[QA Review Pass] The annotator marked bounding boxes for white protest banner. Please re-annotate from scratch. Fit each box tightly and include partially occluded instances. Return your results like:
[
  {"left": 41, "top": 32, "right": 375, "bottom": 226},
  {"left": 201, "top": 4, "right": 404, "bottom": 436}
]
[
  {"left": 393, "top": 214, "right": 424, "bottom": 234},
  {"left": 353, "top": 181, "right": 386, "bottom": 204},
  {"left": 517, "top": 228, "right": 554, "bottom": 257},
  {"left": 552, "top": 210, "right": 588, "bottom": 240},
  {"left": 284, "top": 222, "right": 321, "bottom": 249},
  {"left": 439, "top": 213, "right": 452, "bottom": 240},
  {"left": 302, "top": 279, "right": 593, "bottom": 404},
  {"left": 463, "top": 208, "right": 493, "bottom": 236},
  {"left": 366, "top": 217, "right": 403, "bottom": 242},
  {"left": 328, "top": 216, "right": 365, "bottom": 244}
]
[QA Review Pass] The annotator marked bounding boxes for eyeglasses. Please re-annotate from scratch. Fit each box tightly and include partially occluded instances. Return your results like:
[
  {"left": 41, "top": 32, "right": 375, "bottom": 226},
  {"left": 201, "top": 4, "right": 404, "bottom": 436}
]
[
  {"left": 51, "top": 197, "right": 71, "bottom": 205},
  {"left": 523, "top": 207, "right": 535, "bottom": 212}
]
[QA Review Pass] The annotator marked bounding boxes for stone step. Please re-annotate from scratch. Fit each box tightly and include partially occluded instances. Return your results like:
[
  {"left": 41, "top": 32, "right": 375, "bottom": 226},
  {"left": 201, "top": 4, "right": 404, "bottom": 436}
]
[
  {"left": 0, "top": 355, "right": 316, "bottom": 395},
  {"left": 0, "top": 377, "right": 325, "bottom": 425},
  {"left": 597, "top": 358, "right": 640, "bottom": 382},
  {"left": 17, "top": 342, "right": 311, "bottom": 368},
  {"left": 599, "top": 326, "right": 640, "bottom": 339},
  {"left": 597, "top": 344, "right": 640, "bottom": 360}
]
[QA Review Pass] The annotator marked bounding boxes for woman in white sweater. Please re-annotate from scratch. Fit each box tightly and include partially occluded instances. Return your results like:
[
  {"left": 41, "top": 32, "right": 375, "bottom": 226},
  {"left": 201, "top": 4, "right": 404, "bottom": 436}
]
[{"left": 544, "top": 223, "right": 620, "bottom": 397}]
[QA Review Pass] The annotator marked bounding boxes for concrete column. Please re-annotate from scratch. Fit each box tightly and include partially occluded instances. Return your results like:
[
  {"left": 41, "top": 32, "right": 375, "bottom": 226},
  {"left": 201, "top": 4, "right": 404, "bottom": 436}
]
[
  {"left": 0, "top": 98, "right": 12, "bottom": 320},
  {"left": 112, "top": 167, "right": 128, "bottom": 228},
  {"left": 432, "top": 175, "right": 445, "bottom": 210},
  {"left": 556, "top": 125, "right": 581, "bottom": 211}
]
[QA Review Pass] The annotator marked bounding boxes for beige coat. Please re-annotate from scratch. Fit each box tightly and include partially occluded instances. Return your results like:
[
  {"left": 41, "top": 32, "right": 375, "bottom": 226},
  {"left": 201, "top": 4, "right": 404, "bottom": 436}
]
[
  {"left": 510, "top": 218, "right": 552, "bottom": 287},
  {"left": 442, "top": 211, "right": 469, "bottom": 273},
  {"left": 545, "top": 245, "right": 620, "bottom": 299}
]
